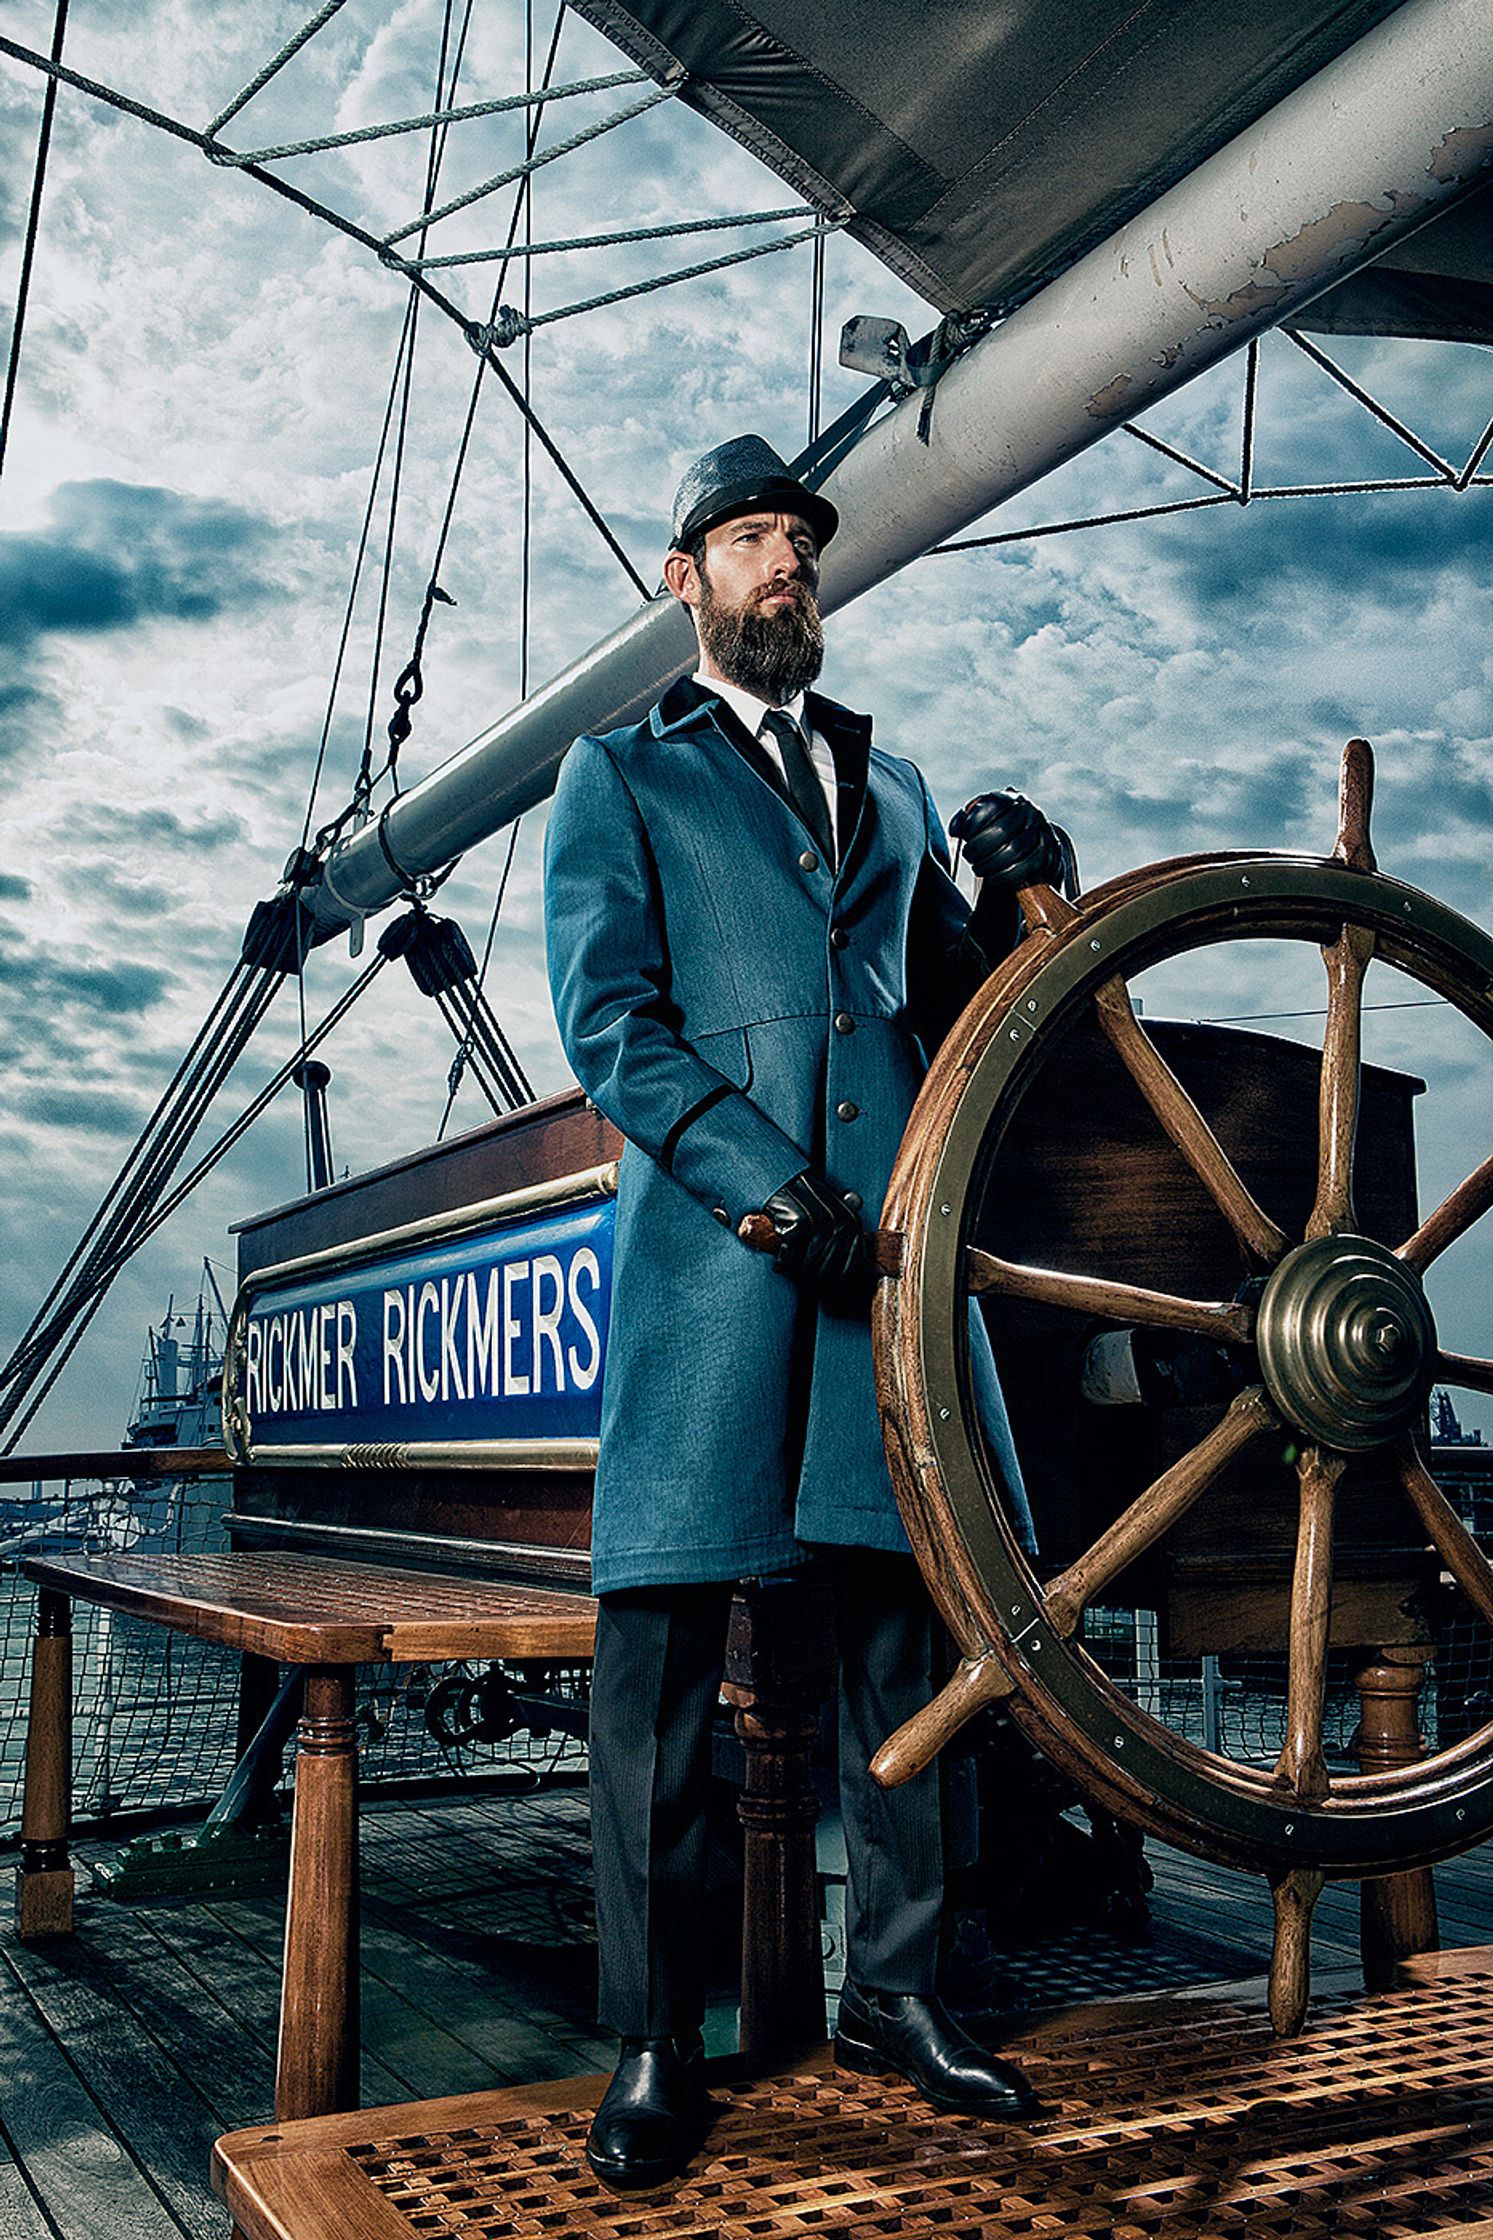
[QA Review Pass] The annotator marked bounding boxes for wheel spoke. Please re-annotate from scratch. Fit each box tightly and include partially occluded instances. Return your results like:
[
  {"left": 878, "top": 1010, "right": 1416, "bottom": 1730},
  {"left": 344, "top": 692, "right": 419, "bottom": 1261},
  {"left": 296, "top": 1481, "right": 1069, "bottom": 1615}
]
[
  {"left": 1094, "top": 977, "right": 1290, "bottom": 1265},
  {"left": 966, "top": 1248, "right": 1254, "bottom": 1344},
  {"left": 1438, "top": 1349, "right": 1493, "bottom": 1398},
  {"left": 1306, "top": 919, "right": 1375, "bottom": 1241},
  {"left": 1399, "top": 1149, "right": 1493, "bottom": 1274},
  {"left": 1396, "top": 1435, "right": 1493, "bottom": 1628},
  {"left": 1272, "top": 1445, "right": 1344, "bottom": 1803},
  {"left": 1043, "top": 1386, "right": 1278, "bottom": 1637},
  {"left": 1333, "top": 738, "right": 1377, "bottom": 872},
  {"left": 1269, "top": 1866, "right": 1325, "bottom": 2039},
  {"left": 1014, "top": 878, "right": 1078, "bottom": 940}
]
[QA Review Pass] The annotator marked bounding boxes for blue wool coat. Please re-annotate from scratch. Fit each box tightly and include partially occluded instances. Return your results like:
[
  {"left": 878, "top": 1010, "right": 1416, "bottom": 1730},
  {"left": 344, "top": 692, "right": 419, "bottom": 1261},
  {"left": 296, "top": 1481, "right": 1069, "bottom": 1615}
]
[{"left": 544, "top": 675, "right": 1031, "bottom": 1594}]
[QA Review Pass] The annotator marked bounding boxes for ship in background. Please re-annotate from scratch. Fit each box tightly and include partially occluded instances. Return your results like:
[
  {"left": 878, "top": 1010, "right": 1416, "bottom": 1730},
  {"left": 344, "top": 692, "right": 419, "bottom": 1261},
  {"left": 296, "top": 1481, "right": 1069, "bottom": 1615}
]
[{"left": 0, "top": 1265, "right": 228, "bottom": 1565}]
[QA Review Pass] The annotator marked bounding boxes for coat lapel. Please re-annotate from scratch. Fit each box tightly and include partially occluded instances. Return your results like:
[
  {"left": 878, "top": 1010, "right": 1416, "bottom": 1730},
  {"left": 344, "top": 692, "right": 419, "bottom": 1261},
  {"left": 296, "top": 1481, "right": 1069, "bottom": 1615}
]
[{"left": 652, "top": 674, "right": 874, "bottom": 877}]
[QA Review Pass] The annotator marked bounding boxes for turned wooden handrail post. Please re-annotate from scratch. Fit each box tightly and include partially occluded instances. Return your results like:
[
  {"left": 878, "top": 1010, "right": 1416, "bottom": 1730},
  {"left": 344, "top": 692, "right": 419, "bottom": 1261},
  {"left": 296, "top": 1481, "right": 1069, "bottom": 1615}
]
[
  {"left": 17, "top": 1586, "right": 75, "bottom": 1941},
  {"left": 1356, "top": 1644, "right": 1439, "bottom": 1988},
  {"left": 723, "top": 1583, "right": 836, "bottom": 2059}
]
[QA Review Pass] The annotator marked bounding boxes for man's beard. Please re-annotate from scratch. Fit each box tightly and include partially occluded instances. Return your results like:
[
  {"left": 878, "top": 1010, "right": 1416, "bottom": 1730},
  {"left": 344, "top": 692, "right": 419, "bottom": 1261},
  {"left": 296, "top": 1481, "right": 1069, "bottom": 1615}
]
[{"left": 697, "top": 570, "right": 824, "bottom": 703}]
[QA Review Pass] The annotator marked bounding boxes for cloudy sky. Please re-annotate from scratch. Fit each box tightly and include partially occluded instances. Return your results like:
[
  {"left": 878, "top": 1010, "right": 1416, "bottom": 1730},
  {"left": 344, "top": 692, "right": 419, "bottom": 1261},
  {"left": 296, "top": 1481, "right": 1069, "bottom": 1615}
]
[{"left": 2, "top": 0, "right": 1490, "bottom": 1457}]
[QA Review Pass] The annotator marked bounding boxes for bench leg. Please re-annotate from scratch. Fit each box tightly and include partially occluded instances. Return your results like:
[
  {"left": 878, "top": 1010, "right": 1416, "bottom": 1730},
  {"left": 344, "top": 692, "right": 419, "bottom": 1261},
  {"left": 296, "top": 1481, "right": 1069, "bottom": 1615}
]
[
  {"left": 276, "top": 1667, "right": 359, "bottom": 2120},
  {"left": 17, "top": 1588, "right": 74, "bottom": 1941}
]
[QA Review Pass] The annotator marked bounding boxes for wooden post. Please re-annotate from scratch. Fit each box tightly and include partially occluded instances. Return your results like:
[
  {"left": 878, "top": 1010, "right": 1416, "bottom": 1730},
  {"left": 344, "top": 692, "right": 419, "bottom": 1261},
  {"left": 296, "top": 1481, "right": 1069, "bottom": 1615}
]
[
  {"left": 17, "top": 1588, "right": 75, "bottom": 1941},
  {"left": 1356, "top": 1645, "right": 1439, "bottom": 1988},
  {"left": 276, "top": 1667, "right": 359, "bottom": 2119},
  {"left": 723, "top": 1585, "right": 836, "bottom": 2059}
]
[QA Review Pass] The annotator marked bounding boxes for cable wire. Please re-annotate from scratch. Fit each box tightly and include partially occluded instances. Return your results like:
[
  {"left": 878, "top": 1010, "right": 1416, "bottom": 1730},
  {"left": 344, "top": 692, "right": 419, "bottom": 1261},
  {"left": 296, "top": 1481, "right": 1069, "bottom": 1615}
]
[{"left": 0, "top": 0, "right": 70, "bottom": 491}]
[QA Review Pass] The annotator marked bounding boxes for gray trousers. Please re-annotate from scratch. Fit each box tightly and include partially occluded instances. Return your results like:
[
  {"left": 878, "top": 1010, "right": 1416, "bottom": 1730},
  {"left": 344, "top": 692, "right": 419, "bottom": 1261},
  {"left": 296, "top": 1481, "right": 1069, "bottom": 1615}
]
[{"left": 589, "top": 1552, "right": 944, "bottom": 2037}]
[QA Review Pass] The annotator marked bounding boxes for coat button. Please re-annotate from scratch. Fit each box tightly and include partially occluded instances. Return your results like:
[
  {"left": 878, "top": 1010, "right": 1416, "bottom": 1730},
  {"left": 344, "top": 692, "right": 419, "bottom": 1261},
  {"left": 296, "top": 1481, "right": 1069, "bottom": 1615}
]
[
  {"left": 834, "top": 1012, "right": 854, "bottom": 1034},
  {"left": 837, "top": 1101, "right": 859, "bottom": 1122},
  {"left": 799, "top": 849, "right": 819, "bottom": 872},
  {"left": 844, "top": 1191, "right": 863, "bottom": 1212},
  {"left": 712, "top": 1206, "right": 730, "bottom": 1226},
  {"left": 830, "top": 926, "right": 849, "bottom": 949}
]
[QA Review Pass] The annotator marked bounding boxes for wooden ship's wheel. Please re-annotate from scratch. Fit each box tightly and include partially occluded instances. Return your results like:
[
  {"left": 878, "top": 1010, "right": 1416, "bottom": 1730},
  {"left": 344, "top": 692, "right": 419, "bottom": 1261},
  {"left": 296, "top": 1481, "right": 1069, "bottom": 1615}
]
[{"left": 872, "top": 740, "right": 1493, "bottom": 2032}]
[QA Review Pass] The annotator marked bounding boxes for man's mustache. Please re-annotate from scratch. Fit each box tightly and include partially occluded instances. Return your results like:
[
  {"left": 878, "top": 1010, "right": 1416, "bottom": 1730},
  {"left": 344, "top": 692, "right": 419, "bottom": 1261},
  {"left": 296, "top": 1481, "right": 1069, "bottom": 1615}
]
[{"left": 751, "top": 576, "right": 818, "bottom": 612}]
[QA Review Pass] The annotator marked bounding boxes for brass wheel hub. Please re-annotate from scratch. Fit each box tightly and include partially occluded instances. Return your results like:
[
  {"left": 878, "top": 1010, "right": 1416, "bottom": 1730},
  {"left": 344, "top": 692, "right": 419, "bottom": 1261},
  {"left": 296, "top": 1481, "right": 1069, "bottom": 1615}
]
[{"left": 1255, "top": 1233, "right": 1436, "bottom": 1451}]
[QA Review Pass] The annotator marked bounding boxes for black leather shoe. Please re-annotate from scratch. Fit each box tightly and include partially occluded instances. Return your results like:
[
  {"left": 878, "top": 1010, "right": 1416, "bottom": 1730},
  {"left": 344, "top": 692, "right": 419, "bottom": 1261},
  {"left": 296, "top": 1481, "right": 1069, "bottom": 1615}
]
[
  {"left": 585, "top": 2033, "right": 711, "bottom": 2189},
  {"left": 834, "top": 1984, "right": 1042, "bottom": 2118}
]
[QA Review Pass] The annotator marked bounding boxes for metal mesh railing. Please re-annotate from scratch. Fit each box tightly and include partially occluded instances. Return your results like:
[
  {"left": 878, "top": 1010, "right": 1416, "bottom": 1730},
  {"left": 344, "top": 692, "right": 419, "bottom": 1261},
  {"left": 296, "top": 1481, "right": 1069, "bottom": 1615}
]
[{"left": 1080, "top": 1601, "right": 1493, "bottom": 1769}]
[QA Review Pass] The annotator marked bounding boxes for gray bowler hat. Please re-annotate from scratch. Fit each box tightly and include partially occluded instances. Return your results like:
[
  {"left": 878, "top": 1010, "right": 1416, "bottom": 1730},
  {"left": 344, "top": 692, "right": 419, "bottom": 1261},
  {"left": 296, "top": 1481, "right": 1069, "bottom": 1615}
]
[{"left": 668, "top": 433, "right": 838, "bottom": 554}]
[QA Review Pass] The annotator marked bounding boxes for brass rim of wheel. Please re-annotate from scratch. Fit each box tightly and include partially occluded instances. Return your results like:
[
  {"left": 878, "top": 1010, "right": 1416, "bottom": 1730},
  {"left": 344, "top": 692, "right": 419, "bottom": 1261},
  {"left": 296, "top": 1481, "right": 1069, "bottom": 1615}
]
[{"left": 874, "top": 744, "right": 1493, "bottom": 1893}]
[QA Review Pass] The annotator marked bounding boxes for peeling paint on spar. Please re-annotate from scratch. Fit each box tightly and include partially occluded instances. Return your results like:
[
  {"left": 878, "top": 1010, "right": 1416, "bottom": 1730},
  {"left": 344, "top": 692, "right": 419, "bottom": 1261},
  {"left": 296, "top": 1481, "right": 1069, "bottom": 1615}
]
[
  {"left": 1432, "top": 120, "right": 1493, "bottom": 182},
  {"left": 1196, "top": 193, "right": 1430, "bottom": 326}
]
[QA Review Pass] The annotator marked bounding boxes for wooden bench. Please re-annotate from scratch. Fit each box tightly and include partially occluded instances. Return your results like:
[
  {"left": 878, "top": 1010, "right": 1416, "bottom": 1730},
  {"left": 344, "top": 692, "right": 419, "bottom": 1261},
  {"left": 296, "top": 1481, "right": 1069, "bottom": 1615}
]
[{"left": 15, "top": 1548, "right": 596, "bottom": 2120}]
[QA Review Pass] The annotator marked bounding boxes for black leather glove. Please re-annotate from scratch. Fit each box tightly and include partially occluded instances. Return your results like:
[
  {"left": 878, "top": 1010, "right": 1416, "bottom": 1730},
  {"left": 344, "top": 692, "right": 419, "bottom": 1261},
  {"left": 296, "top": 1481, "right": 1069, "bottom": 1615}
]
[
  {"left": 761, "top": 1169, "right": 868, "bottom": 1288},
  {"left": 949, "top": 789, "right": 1062, "bottom": 890}
]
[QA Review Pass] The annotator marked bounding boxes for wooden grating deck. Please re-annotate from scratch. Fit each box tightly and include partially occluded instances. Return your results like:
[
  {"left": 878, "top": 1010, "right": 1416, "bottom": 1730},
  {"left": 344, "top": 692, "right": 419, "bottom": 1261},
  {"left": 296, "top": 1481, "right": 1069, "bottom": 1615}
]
[
  {"left": 218, "top": 1953, "right": 1493, "bottom": 2240},
  {"left": 0, "top": 1782, "right": 1491, "bottom": 2237}
]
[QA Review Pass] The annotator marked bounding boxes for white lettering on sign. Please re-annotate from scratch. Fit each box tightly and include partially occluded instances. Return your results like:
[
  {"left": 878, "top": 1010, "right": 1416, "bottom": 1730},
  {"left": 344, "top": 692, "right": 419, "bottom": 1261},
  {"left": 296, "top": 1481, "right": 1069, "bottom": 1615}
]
[
  {"left": 252, "top": 1236, "right": 606, "bottom": 1421},
  {"left": 383, "top": 1287, "right": 407, "bottom": 1405},
  {"left": 567, "top": 1250, "right": 601, "bottom": 1389},
  {"left": 532, "top": 1255, "right": 565, "bottom": 1392},
  {"left": 466, "top": 1267, "right": 501, "bottom": 1396},
  {"left": 503, "top": 1260, "right": 531, "bottom": 1396},
  {"left": 249, "top": 1298, "right": 359, "bottom": 1416}
]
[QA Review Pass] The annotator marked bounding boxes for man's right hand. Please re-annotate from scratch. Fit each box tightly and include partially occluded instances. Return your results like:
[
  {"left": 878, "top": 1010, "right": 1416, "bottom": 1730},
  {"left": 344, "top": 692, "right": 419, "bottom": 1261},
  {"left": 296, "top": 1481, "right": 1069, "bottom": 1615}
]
[{"left": 759, "top": 1170, "right": 868, "bottom": 1288}]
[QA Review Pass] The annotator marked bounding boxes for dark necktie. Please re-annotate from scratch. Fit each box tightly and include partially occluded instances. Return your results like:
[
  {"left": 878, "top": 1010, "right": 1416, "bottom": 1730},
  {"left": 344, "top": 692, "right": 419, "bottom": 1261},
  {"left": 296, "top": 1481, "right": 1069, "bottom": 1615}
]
[{"left": 760, "top": 708, "right": 834, "bottom": 866}]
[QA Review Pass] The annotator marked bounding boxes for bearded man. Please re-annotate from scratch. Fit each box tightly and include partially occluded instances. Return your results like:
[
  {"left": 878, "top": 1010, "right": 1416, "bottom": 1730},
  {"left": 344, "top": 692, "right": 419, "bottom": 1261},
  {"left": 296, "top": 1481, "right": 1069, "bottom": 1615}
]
[{"left": 544, "top": 436, "right": 1060, "bottom": 2188}]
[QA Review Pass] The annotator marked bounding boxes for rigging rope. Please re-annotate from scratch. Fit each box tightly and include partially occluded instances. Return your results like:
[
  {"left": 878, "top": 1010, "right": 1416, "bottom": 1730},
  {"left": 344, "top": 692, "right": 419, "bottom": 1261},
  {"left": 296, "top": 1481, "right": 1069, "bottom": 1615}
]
[
  {"left": 471, "top": 218, "right": 845, "bottom": 346},
  {"left": 808, "top": 225, "right": 826, "bottom": 446},
  {"left": 299, "top": 294, "right": 419, "bottom": 850},
  {"left": 381, "top": 80, "right": 677, "bottom": 248},
  {"left": 0, "top": 0, "right": 70, "bottom": 491},
  {"left": 215, "top": 70, "right": 645, "bottom": 165},
  {"left": 405, "top": 204, "right": 814, "bottom": 271},
  {"left": 2, "top": 950, "right": 389, "bottom": 1451},
  {"left": 208, "top": 0, "right": 352, "bottom": 137}
]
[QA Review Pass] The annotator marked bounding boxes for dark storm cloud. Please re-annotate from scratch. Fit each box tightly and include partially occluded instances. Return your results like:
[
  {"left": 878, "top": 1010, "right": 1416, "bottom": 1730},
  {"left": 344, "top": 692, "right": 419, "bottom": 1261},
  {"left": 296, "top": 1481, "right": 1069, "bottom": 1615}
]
[
  {"left": 0, "top": 679, "right": 56, "bottom": 769},
  {"left": 1156, "top": 486, "right": 1493, "bottom": 617},
  {"left": 58, "top": 864, "right": 177, "bottom": 921},
  {"left": 0, "top": 939, "right": 171, "bottom": 1020},
  {"left": 0, "top": 480, "right": 278, "bottom": 650},
  {"left": 70, "top": 803, "right": 251, "bottom": 853},
  {"left": 9, "top": 1083, "right": 151, "bottom": 1138}
]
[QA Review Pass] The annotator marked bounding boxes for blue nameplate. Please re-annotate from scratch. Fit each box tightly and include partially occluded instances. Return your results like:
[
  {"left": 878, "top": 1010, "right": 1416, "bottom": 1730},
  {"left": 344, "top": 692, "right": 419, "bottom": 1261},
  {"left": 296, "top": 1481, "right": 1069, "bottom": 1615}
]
[{"left": 228, "top": 1192, "right": 614, "bottom": 1460}]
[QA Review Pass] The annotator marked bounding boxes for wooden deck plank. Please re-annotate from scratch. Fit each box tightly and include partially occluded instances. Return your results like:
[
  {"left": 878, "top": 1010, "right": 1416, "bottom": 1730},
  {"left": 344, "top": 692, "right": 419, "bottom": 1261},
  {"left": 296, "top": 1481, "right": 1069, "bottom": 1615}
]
[
  {"left": 1, "top": 1931, "right": 228, "bottom": 2240},
  {"left": 190, "top": 1895, "right": 416, "bottom": 2109},
  {"left": 0, "top": 2158, "right": 59, "bottom": 2240},
  {"left": 356, "top": 1899, "right": 612, "bottom": 2083},
  {"left": 0, "top": 1946, "right": 191, "bottom": 2240},
  {"left": 47, "top": 1903, "right": 276, "bottom": 2132}
]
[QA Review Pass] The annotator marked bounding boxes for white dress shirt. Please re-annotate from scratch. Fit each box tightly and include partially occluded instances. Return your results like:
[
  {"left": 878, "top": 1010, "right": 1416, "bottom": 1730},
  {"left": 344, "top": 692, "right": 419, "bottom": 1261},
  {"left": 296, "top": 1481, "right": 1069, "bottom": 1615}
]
[{"left": 694, "top": 671, "right": 839, "bottom": 848}]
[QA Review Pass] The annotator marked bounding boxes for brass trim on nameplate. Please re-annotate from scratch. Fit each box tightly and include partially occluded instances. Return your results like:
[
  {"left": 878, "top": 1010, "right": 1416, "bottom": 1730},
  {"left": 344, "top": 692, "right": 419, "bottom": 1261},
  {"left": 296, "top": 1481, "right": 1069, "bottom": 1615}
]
[
  {"left": 244, "top": 1162, "right": 619, "bottom": 1294},
  {"left": 241, "top": 1437, "right": 600, "bottom": 1472}
]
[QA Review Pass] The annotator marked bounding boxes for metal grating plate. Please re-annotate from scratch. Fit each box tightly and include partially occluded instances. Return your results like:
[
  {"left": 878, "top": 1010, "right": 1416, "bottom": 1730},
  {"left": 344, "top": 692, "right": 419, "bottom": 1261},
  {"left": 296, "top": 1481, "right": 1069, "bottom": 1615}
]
[{"left": 225, "top": 1956, "right": 1493, "bottom": 2239}]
